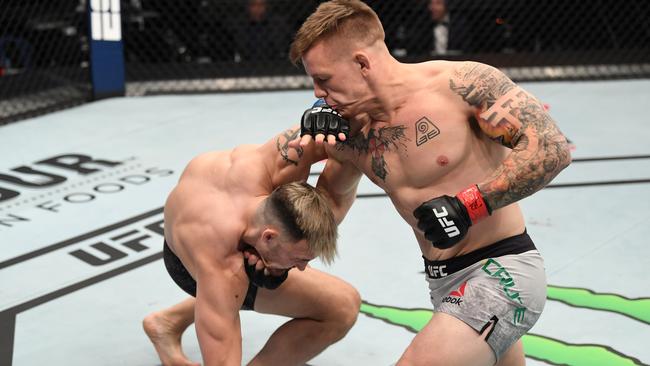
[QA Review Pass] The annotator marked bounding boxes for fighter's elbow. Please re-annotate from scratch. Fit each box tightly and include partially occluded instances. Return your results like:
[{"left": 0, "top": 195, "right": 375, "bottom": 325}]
[
  {"left": 541, "top": 132, "right": 572, "bottom": 174},
  {"left": 558, "top": 138, "right": 573, "bottom": 171}
]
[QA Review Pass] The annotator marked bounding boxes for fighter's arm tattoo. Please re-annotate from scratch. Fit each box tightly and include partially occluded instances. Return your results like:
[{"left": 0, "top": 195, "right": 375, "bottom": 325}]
[
  {"left": 449, "top": 62, "right": 572, "bottom": 210},
  {"left": 276, "top": 127, "right": 304, "bottom": 165}
]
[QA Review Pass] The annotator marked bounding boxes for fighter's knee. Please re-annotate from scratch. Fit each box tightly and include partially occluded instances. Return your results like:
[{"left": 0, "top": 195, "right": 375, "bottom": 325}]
[
  {"left": 338, "top": 285, "right": 362, "bottom": 321},
  {"left": 326, "top": 285, "right": 361, "bottom": 338}
]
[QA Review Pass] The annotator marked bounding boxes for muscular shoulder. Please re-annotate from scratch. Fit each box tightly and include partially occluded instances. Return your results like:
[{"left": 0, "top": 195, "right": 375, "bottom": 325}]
[
  {"left": 174, "top": 217, "right": 242, "bottom": 272},
  {"left": 445, "top": 61, "right": 517, "bottom": 108},
  {"left": 409, "top": 61, "right": 472, "bottom": 102},
  {"left": 167, "top": 152, "right": 233, "bottom": 231},
  {"left": 180, "top": 151, "right": 224, "bottom": 181},
  {"left": 411, "top": 60, "right": 462, "bottom": 79}
]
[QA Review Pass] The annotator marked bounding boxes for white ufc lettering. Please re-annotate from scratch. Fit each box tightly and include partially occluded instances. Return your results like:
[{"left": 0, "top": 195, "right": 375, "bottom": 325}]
[
  {"left": 433, "top": 206, "right": 460, "bottom": 238},
  {"left": 428, "top": 264, "right": 448, "bottom": 277},
  {"left": 90, "top": 0, "right": 121, "bottom": 41}
]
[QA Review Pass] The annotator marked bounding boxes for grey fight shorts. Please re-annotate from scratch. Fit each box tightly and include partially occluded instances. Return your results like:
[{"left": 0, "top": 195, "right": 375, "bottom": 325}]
[{"left": 424, "top": 230, "right": 546, "bottom": 360}]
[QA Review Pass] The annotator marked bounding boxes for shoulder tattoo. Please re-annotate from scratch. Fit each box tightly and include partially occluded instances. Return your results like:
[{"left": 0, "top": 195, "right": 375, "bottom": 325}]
[{"left": 276, "top": 128, "right": 304, "bottom": 165}]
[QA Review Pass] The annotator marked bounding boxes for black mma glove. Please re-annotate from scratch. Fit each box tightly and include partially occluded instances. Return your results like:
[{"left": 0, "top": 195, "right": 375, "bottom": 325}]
[
  {"left": 413, "top": 185, "right": 492, "bottom": 249},
  {"left": 243, "top": 256, "right": 289, "bottom": 290},
  {"left": 301, "top": 100, "right": 349, "bottom": 141}
]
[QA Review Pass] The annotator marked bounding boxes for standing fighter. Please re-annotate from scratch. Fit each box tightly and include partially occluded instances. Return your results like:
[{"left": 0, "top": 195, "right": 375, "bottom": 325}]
[
  {"left": 290, "top": 1, "right": 572, "bottom": 365},
  {"left": 143, "top": 126, "right": 361, "bottom": 366}
]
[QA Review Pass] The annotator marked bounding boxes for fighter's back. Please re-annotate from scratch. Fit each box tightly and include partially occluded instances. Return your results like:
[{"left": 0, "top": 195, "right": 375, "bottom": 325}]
[{"left": 163, "top": 127, "right": 326, "bottom": 265}]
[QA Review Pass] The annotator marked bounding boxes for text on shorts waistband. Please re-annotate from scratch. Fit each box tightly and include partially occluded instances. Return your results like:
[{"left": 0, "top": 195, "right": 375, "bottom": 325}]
[{"left": 423, "top": 230, "right": 536, "bottom": 279}]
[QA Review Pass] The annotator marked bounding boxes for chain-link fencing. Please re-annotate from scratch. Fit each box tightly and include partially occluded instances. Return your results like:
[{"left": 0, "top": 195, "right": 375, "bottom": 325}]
[
  {"left": 1, "top": 0, "right": 649, "bottom": 123},
  {"left": 123, "top": 0, "right": 649, "bottom": 96},
  {"left": 0, "top": 1, "right": 92, "bottom": 125}
]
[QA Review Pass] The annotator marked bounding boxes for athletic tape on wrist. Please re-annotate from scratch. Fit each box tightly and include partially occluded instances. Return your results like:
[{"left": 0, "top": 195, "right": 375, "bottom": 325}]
[{"left": 456, "top": 185, "right": 491, "bottom": 223}]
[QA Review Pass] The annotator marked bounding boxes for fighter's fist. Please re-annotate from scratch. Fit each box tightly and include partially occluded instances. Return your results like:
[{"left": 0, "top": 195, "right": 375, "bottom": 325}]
[
  {"left": 242, "top": 247, "right": 289, "bottom": 289},
  {"left": 243, "top": 256, "right": 289, "bottom": 289},
  {"left": 413, "top": 185, "right": 491, "bottom": 249},
  {"left": 300, "top": 99, "right": 349, "bottom": 145}
]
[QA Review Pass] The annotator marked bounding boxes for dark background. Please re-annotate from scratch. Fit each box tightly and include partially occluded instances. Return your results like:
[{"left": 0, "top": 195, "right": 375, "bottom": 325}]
[{"left": 1, "top": 0, "right": 649, "bottom": 124}]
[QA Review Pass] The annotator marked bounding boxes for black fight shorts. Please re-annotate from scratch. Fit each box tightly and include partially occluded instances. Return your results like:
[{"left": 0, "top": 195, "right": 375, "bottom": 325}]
[{"left": 163, "top": 240, "right": 258, "bottom": 310}]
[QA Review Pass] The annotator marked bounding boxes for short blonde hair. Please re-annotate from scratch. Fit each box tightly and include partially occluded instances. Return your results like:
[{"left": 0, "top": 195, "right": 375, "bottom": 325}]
[
  {"left": 290, "top": 0, "right": 385, "bottom": 65},
  {"left": 265, "top": 182, "right": 338, "bottom": 264}
]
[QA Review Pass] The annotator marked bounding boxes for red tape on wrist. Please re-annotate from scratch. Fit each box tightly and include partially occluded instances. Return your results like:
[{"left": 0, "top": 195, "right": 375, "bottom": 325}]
[{"left": 456, "top": 185, "right": 490, "bottom": 223}]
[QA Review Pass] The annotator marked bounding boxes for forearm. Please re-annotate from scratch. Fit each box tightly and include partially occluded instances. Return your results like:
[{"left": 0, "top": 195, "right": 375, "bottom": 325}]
[
  {"left": 194, "top": 270, "right": 244, "bottom": 366},
  {"left": 196, "top": 327, "right": 242, "bottom": 366},
  {"left": 449, "top": 62, "right": 572, "bottom": 211},
  {"left": 316, "top": 158, "right": 362, "bottom": 224},
  {"left": 479, "top": 113, "right": 572, "bottom": 210},
  {"left": 195, "top": 308, "right": 242, "bottom": 366}
]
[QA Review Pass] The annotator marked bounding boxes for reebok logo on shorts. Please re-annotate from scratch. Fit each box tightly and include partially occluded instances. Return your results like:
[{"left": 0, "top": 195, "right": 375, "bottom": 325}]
[{"left": 442, "top": 281, "right": 467, "bottom": 306}]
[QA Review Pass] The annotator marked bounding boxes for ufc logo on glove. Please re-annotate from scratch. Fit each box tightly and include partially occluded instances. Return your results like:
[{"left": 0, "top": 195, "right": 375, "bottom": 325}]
[
  {"left": 414, "top": 185, "right": 492, "bottom": 249},
  {"left": 433, "top": 207, "right": 460, "bottom": 238}
]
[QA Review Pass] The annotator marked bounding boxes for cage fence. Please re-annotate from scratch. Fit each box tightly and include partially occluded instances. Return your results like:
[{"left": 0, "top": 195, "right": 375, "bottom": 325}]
[{"left": 1, "top": 0, "right": 649, "bottom": 124}]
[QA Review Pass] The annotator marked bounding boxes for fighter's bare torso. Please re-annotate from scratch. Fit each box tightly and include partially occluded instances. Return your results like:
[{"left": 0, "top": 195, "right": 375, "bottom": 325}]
[
  {"left": 164, "top": 130, "right": 324, "bottom": 277},
  {"left": 331, "top": 61, "right": 525, "bottom": 260}
]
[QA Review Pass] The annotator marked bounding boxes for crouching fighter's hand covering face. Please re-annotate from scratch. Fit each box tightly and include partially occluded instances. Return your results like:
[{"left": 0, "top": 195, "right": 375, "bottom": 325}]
[
  {"left": 299, "top": 99, "right": 350, "bottom": 146},
  {"left": 241, "top": 245, "right": 289, "bottom": 289}
]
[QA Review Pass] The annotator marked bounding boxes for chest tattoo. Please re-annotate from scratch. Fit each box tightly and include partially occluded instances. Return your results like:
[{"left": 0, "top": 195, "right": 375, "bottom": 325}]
[
  {"left": 338, "top": 125, "right": 410, "bottom": 181},
  {"left": 415, "top": 117, "right": 440, "bottom": 146}
]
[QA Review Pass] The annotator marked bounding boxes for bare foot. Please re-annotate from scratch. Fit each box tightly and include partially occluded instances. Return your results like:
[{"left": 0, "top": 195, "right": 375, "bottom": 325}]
[{"left": 143, "top": 311, "right": 200, "bottom": 366}]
